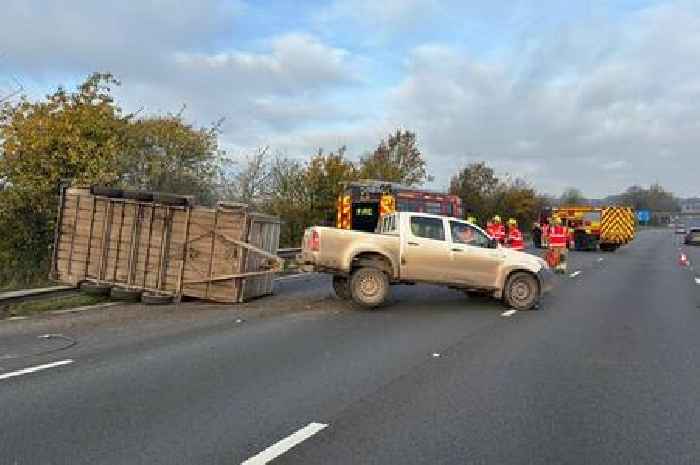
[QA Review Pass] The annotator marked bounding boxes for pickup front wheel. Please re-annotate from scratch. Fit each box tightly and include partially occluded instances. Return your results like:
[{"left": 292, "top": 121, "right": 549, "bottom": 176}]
[
  {"left": 350, "top": 267, "right": 389, "bottom": 308},
  {"left": 503, "top": 272, "right": 539, "bottom": 311},
  {"left": 332, "top": 275, "right": 351, "bottom": 300}
]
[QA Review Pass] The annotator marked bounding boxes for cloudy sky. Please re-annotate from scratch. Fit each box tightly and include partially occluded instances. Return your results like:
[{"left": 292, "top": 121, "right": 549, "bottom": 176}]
[{"left": 1, "top": 0, "right": 698, "bottom": 197}]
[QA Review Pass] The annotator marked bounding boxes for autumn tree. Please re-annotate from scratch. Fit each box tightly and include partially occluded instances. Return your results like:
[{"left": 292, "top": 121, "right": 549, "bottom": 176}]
[
  {"left": 449, "top": 161, "right": 500, "bottom": 222},
  {"left": 0, "top": 73, "right": 223, "bottom": 286},
  {"left": 304, "top": 146, "right": 358, "bottom": 226},
  {"left": 0, "top": 73, "right": 126, "bottom": 285},
  {"left": 490, "top": 178, "right": 543, "bottom": 231},
  {"left": 560, "top": 187, "right": 586, "bottom": 206},
  {"left": 619, "top": 184, "right": 679, "bottom": 212},
  {"left": 359, "top": 129, "right": 430, "bottom": 186},
  {"left": 263, "top": 157, "right": 311, "bottom": 246},
  {"left": 219, "top": 146, "right": 272, "bottom": 206},
  {"left": 121, "top": 115, "right": 221, "bottom": 204}
]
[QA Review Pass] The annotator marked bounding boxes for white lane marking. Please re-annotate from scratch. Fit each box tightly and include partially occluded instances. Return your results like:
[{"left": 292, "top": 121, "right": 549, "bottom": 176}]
[
  {"left": 597, "top": 258, "right": 604, "bottom": 262},
  {"left": 569, "top": 270, "right": 582, "bottom": 278},
  {"left": 242, "top": 422, "right": 328, "bottom": 465},
  {"left": 501, "top": 309, "right": 517, "bottom": 317},
  {"left": 695, "top": 277, "right": 700, "bottom": 285},
  {"left": 0, "top": 359, "right": 73, "bottom": 381},
  {"left": 432, "top": 353, "right": 441, "bottom": 358}
]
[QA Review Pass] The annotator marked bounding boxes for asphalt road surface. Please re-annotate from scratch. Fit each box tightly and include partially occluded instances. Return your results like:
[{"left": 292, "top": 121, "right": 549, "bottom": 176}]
[{"left": 2, "top": 229, "right": 699, "bottom": 464}]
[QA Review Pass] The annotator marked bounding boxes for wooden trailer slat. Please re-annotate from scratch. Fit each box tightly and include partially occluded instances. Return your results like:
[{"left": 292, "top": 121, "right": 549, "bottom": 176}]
[{"left": 66, "top": 194, "right": 81, "bottom": 277}]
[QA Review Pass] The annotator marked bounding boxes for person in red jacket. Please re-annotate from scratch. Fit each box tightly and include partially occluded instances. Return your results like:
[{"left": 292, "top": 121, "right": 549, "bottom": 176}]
[
  {"left": 548, "top": 216, "right": 568, "bottom": 273},
  {"left": 507, "top": 218, "right": 524, "bottom": 250},
  {"left": 489, "top": 215, "right": 506, "bottom": 244}
]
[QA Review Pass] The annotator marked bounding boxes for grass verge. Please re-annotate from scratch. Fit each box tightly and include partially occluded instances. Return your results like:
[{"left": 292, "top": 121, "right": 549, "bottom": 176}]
[{"left": 1, "top": 294, "right": 110, "bottom": 318}]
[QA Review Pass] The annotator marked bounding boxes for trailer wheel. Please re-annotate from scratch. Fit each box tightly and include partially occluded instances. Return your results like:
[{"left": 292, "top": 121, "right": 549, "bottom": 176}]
[
  {"left": 110, "top": 287, "right": 142, "bottom": 302},
  {"left": 80, "top": 282, "right": 111, "bottom": 297},
  {"left": 141, "top": 292, "right": 174, "bottom": 305},
  {"left": 503, "top": 272, "right": 539, "bottom": 311},
  {"left": 123, "top": 189, "right": 154, "bottom": 202},
  {"left": 350, "top": 267, "right": 389, "bottom": 308},
  {"left": 332, "top": 275, "right": 351, "bottom": 300}
]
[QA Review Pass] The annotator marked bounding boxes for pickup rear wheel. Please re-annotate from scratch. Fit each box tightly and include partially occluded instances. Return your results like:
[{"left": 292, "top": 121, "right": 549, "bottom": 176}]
[
  {"left": 332, "top": 275, "right": 351, "bottom": 300},
  {"left": 350, "top": 267, "right": 389, "bottom": 308},
  {"left": 503, "top": 272, "right": 539, "bottom": 311}
]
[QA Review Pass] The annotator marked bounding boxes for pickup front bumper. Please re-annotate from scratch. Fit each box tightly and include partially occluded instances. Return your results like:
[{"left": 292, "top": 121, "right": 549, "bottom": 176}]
[{"left": 538, "top": 266, "right": 555, "bottom": 295}]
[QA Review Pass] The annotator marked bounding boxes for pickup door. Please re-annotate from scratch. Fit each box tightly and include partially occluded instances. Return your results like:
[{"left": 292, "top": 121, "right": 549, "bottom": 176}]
[
  {"left": 400, "top": 215, "right": 450, "bottom": 282},
  {"left": 446, "top": 220, "right": 505, "bottom": 287}
]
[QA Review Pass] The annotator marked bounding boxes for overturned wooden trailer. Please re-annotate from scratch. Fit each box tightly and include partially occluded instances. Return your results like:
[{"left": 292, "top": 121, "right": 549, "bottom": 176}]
[{"left": 51, "top": 187, "right": 282, "bottom": 303}]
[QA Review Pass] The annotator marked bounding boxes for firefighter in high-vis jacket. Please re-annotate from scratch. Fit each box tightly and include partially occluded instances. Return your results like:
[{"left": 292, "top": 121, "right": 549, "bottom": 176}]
[
  {"left": 466, "top": 216, "right": 477, "bottom": 225},
  {"left": 548, "top": 217, "right": 568, "bottom": 273},
  {"left": 488, "top": 215, "right": 506, "bottom": 244},
  {"left": 507, "top": 218, "right": 524, "bottom": 250}
]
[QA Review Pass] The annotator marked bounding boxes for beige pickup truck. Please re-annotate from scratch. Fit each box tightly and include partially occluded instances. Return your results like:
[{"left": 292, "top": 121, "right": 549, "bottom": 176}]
[{"left": 299, "top": 212, "right": 553, "bottom": 310}]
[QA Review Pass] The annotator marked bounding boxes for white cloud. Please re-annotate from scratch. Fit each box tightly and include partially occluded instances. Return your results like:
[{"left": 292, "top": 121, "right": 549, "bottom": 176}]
[
  {"left": 0, "top": 2, "right": 362, "bottom": 151},
  {"left": 376, "top": 1, "right": 700, "bottom": 196},
  {"left": 3, "top": 0, "right": 700, "bottom": 197},
  {"left": 0, "top": 0, "right": 244, "bottom": 75}
]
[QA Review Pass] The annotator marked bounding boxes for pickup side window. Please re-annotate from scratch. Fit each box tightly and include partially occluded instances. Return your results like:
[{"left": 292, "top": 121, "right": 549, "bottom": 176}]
[
  {"left": 410, "top": 216, "right": 445, "bottom": 241},
  {"left": 450, "top": 221, "right": 489, "bottom": 247}
]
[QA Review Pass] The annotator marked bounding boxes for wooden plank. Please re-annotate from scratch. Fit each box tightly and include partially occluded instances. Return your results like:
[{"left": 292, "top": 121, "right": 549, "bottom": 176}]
[
  {"left": 204, "top": 208, "right": 220, "bottom": 299},
  {"left": 112, "top": 203, "right": 126, "bottom": 281},
  {"left": 126, "top": 204, "right": 142, "bottom": 285},
  {"left": 50, "top": 183, "right": 69, "bottom": 280},
  {"left": 156, "top": 207, "right": 171, "bottom": 290},
  {"left": 66, "top": 194, "right": 81, "bottom": 277},
  {"left": 175, "top": 206, "right": 192, "bottom": 299},
  {"left": 142, "top": 205, "right": 156, "bottom": 288},
  {"left": 183, "top": 270, "right": 276, "bottom": 284},
  {"left": 98, "top": 201, "right": 113, "bottom": 280}
]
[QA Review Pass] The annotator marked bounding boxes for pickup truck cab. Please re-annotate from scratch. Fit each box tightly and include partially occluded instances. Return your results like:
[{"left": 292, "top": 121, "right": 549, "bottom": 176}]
[{"left": 299, "top": 212, "right": 553, "bottom": 310}]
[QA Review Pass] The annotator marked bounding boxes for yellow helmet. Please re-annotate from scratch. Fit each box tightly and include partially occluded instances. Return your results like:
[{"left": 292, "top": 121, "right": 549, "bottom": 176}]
[
  {"left": 466, "top": 216, "right": 476, "bottom": 224},
  {"left": 553, "top": 216, "right": 562, "bottom": 225},
  {"left": 508, "top": 218, "right": 517, "bottom": 226},
  {"left": 493, "top": 215, "right": 501, "bottom": 223}
]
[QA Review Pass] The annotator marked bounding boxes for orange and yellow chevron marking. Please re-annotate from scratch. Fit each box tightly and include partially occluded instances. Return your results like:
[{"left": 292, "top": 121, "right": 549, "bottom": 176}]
[{"left": 601, "top": 207, "right": 635, "bottom": 244}]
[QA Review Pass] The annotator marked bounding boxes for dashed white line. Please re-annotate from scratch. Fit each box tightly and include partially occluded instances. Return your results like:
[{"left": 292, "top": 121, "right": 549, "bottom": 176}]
[
  {"left": 694, "top": 277, "right": 700, "bottom": 285},
  {"left": 501, "top": 309, "right": 517, "bottom": 317},
  {"left": 242, "top": 422, "right": 328, "bottom": 465},
  {"left": 0, "top": 359, "right": 74, "bottom": 381},
  {"left": 569, "top": 270, "right": 582, "bottom": 278}
]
